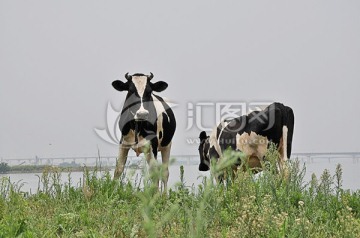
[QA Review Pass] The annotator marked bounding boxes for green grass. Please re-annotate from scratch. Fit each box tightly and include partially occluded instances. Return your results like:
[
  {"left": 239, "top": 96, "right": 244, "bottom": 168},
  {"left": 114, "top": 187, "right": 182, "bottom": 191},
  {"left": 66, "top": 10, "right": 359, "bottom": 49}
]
[{"left": 0, "top": 147, "right": 360, "bottom": 237}]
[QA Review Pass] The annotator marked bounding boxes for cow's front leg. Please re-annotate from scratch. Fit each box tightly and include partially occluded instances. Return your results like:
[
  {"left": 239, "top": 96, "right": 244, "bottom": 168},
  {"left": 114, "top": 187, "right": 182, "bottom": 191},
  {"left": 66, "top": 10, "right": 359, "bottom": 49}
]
[
  {"left": 160, "top": 143, "right": 171, "bottom": 193},
  {"left": 144, "top": 147, "right": 159, "bottom": 189},
  {"left": 114, "top": 144, "right": 130, "bottom": 179}
]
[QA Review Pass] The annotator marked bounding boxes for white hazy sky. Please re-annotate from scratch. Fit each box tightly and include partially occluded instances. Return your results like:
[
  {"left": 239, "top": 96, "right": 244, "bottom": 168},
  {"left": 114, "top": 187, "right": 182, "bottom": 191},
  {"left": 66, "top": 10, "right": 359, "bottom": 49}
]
[{"left": 1, "top": 1, "right": 360, "bottom": 159}]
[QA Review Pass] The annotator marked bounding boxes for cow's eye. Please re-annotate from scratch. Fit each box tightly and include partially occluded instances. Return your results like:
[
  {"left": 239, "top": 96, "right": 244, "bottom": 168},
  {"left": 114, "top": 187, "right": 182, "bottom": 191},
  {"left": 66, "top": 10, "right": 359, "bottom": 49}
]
[
  {"left": 145, "top": 86, "right": 152, "bottom": 94},
  {"left": 129, "top": 85, "right": 136, "bottom": 92}
]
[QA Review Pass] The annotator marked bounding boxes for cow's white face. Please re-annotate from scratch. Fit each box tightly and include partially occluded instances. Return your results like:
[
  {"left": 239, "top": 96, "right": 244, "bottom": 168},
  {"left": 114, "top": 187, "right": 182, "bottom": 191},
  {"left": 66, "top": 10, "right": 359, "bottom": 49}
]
[
  {"left": 132, "top": 75, "right": 150, "bottom": 120},
  {"left": 112, "top": 73, "right": 168, "bottom": 122}
]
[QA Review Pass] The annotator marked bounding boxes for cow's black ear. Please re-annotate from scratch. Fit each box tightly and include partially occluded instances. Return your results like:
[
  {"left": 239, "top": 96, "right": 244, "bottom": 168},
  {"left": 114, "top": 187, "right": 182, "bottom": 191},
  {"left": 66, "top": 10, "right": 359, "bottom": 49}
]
[
  {"left": 112, "top": 80, "right": 128, "bottom": 91},
  {"left": 151, "top": 81, "right": 168, "bottom": 92},
  {"left": 199, "top": 131, "right": 207, "bottom": 141}
]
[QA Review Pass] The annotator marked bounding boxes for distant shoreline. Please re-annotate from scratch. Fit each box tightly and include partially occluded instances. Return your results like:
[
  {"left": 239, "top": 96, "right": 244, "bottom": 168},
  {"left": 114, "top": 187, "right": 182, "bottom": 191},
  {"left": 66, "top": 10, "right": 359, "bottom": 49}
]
[
  {"left": 0, "top": 164, "right": 146, "bottom": 174},
  {"left": 0, "top": 165, "right": 116, "bottom": 174}
]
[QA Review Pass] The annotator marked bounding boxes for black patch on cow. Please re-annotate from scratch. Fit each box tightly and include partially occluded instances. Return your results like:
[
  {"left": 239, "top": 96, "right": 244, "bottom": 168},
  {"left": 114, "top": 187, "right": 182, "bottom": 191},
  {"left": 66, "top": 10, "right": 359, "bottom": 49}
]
[
  {"left": 159, "top": 131, "right": 163, "bottom": 140},
  {"left": 151, "top": 136, "right": 159, "bottom": 157}
]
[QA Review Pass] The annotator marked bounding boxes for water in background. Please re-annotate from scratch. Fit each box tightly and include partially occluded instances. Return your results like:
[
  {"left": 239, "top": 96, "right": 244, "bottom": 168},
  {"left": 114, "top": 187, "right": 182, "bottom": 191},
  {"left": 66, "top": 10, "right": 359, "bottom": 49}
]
[{"left": 1, "top": 157, "right": 359, "bottom": 194}]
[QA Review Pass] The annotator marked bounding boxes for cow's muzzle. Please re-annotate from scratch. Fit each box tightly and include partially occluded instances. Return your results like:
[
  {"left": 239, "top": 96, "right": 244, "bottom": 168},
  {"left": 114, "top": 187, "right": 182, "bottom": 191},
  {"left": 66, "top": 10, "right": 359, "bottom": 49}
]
[
  {"left": 134, "top": 110, "right": 149, "bottom": 121},
  {"left": 199, "top": 162, "right": 210, "bottom": 171}
]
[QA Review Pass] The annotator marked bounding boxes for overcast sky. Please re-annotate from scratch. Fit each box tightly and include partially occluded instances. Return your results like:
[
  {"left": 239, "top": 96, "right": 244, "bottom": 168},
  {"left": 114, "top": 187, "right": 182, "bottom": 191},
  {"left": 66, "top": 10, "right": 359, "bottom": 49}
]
[{"left": 1, "top": 1, "right": 360, "bottom": 159}]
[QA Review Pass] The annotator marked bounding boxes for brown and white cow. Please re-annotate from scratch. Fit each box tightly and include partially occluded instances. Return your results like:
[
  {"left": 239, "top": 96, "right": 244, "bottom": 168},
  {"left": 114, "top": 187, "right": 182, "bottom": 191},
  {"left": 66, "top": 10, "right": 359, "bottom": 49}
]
[
  {"left": 198, "top": 102, "right": 294, "bottom": 175},
  {"left": 112, "top": 73, "right": 176, "bottom": 191}
]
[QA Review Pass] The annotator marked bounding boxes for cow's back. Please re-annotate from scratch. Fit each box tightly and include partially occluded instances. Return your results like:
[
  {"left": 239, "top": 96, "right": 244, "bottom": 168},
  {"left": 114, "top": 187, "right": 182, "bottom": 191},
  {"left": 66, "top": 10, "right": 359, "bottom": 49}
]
[{"left": 216, "top": 102, "right": 294, "bottom": 158}]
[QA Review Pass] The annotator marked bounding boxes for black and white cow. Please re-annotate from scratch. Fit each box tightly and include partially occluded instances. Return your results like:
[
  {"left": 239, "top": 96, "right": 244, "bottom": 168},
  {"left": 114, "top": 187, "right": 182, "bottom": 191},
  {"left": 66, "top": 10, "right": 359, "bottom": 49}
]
[
  {"left": 112, "top": 73, "right": 176, "bottom": 190},
  {"left": 198, "top": 102, "right": 294, "bottom": 174}
]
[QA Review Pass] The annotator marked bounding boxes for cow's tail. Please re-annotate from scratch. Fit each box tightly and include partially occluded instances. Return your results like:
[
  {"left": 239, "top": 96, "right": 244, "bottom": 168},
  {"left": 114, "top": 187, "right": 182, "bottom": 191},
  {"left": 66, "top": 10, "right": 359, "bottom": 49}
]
[
  {"left": 276, "top": 105, "right": 294, "bottom": 179},
  {"left": 284, "top": 106, "right": 295, "bottom": 159},
  {"left": 276, "top": 103, "right": 294, "bottom": 161}
]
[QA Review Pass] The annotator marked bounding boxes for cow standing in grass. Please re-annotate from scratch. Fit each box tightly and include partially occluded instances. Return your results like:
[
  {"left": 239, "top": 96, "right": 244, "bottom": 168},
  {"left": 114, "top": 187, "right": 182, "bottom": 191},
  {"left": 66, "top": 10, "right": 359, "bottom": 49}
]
[
  {"left": 198, "top": 102, "right": 294, "bottom": 175},
  {"left": 112, "top": 73, "right": 176, "bottom": 191}
]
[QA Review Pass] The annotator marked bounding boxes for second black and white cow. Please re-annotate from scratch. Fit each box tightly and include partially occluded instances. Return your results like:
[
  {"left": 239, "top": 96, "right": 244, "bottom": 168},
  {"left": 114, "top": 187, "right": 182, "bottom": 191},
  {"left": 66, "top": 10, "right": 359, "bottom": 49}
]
[
  {"left": 112, "top": 73, "right": 176, "bottom": 190},
  {"left": 198, "top": 102, "right": 294, "bottom": 174}
]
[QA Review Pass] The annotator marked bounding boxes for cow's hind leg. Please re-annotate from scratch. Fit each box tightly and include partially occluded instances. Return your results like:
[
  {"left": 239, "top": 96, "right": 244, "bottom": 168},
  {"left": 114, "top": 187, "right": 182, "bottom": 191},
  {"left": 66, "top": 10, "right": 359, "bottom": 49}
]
[
  {"left": 160, "top": 143, "right": 172, "bottom": 193},
  {"left": 278, "top": 126, "right": 290, "bottom": 178},
  {"left": 114, "top": 144, "right": 130, "bottom": 180}
]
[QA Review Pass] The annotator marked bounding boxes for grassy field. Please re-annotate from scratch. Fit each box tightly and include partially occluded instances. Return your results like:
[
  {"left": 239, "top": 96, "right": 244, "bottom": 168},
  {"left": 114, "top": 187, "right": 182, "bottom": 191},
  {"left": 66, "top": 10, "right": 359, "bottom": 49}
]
[{"left": 0, "top": 148, "right": 360, "bottom": 237}]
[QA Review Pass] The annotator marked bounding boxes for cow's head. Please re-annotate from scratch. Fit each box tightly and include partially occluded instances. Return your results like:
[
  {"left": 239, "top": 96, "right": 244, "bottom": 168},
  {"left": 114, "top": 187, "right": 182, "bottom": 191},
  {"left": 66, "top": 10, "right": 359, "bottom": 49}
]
[
  {"left": 112, "top": 72, "right": 168, "bottom": 122},
  {"left": 198, "top": 131, "right": 210, "bottom": 171}
]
